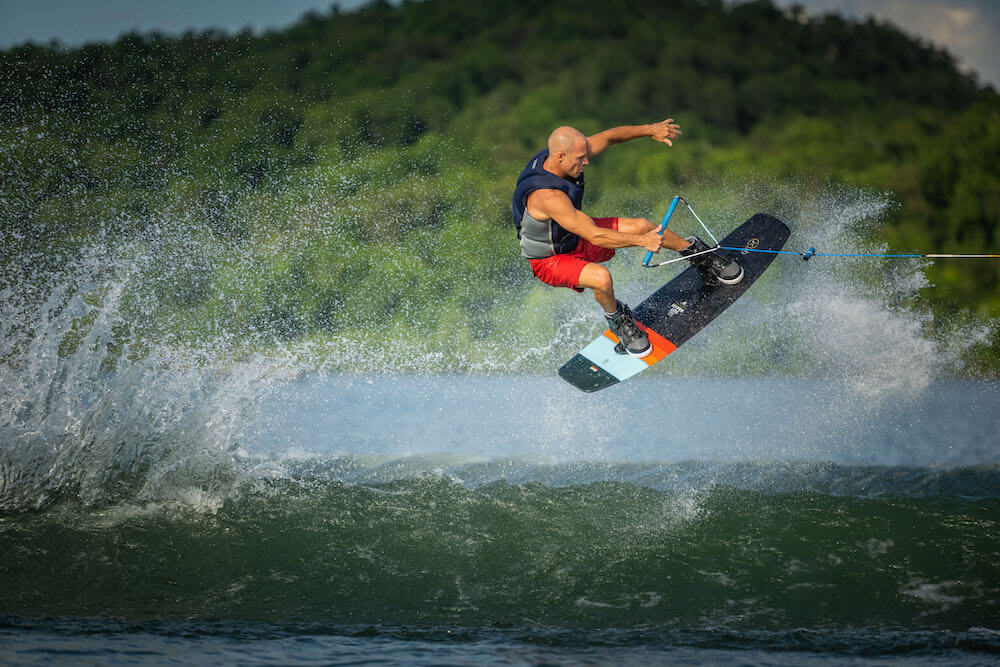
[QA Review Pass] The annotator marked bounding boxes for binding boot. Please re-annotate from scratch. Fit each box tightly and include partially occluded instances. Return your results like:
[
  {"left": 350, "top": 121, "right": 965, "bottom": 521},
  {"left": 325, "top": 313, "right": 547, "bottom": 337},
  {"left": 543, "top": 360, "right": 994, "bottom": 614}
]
[
  {"left": 680, "top": 236, "right": 744, "bottom": 285},
  {"left": 605, "top": 300, "right": 651, "bottom": 358}
]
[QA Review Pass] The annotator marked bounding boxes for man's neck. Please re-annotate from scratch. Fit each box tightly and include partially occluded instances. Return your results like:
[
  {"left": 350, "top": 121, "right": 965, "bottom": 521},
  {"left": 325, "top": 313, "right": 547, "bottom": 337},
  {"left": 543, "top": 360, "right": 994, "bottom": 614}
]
[{"left": 542, "top": 155, "right": 568, "bottom": 181}]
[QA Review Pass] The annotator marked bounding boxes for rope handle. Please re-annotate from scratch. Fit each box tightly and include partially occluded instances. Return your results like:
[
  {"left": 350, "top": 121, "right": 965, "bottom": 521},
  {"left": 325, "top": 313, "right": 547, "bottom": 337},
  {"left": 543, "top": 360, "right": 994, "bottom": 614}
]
[{"left": 642, "top": 196, "right": 682, "bottom": 267}]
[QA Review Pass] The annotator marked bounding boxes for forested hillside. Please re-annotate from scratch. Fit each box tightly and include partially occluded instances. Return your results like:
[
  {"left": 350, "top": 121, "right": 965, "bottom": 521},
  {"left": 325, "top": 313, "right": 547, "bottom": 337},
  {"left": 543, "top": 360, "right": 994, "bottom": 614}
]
[{"left": 2, "top": 0, "right": 998, "bottom": 369}]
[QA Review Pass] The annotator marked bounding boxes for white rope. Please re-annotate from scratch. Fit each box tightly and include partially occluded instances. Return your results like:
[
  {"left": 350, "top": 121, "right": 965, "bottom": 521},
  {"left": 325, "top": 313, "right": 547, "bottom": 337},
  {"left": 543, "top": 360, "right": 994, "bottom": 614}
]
[
  {"left": 642, "top": 198, "right": 723, "bottom": 268},
  {"left": 684, "top": 203, "right": 720, "bottom": 246},
  {"left": 643, "top": 245, "right": 718, "bottom": 268}
]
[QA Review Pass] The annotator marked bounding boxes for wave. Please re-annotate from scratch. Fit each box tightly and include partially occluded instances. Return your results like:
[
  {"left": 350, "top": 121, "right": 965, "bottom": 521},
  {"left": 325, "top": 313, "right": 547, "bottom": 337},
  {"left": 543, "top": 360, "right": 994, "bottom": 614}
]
[
  {"left": 270, "top": 456, "right": 1000, "bottom": 499},
  {"left": 2, "top": 463, "right": 998, "bottom": 634}
]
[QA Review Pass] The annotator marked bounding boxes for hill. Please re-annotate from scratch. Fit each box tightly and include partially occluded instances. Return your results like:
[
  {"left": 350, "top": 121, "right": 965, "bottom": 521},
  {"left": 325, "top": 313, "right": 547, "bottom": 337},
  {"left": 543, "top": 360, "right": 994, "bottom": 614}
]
[{"left": 2, "top": 0, "right": 998, "bottom": 371}]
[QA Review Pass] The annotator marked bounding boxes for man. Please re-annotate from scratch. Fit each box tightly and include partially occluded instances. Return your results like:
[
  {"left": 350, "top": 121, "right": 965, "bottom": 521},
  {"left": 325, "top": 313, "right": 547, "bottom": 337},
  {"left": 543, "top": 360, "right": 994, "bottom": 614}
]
[{"left": 512, "top": 120, "right": 742, "bottom": 358}]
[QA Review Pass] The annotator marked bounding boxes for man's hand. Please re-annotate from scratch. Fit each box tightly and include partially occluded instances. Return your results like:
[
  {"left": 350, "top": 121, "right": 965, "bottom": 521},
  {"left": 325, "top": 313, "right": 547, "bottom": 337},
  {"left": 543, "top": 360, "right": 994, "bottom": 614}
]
[
  {"left": 588, "top": 118, "right": 682, "bottom": 156},
  {"left": 640, "top": 225, "right": 665, "bottom": 253},
  {"left": 649, "top": 118, "right": 682, "bottom": 147}
]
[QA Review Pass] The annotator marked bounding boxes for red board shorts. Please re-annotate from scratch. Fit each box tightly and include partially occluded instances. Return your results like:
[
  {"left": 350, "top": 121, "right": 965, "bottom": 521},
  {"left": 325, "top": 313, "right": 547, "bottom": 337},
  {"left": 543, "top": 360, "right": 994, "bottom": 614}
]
[{"left": 528, "top": 217, "right": 618, "bottom": 292}]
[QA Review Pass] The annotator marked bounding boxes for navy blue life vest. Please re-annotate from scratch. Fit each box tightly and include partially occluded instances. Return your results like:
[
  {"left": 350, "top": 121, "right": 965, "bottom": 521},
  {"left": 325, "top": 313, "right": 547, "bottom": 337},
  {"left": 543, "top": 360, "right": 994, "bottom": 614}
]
[{"left": 511, "top": 149, "right": 585, "bottom": 258}]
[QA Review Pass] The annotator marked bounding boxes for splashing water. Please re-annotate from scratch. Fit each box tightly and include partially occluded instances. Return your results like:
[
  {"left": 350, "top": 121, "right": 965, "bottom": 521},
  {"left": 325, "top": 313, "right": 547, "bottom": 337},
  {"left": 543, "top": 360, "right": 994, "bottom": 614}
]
[
  {"left": 1, "top": 156, "right": 995, "bottom": 513},
  {"left": 0, "top": 238, "right": 287, "bottom": 511},
  {"left": 639, "top": 181, "right": 986, "bottom": 398}
]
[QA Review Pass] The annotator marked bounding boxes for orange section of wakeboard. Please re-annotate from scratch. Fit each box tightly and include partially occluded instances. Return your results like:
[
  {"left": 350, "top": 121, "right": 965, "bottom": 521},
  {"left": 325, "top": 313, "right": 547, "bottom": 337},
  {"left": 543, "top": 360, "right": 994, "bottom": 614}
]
[{"left": 603, "top": 323, "right": 677, "bottom": 365}]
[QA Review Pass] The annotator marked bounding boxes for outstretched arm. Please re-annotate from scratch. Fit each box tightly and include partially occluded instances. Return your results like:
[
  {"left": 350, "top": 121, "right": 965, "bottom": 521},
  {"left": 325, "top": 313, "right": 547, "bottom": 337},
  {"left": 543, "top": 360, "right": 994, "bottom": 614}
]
[{"left": 587, "top": 118, "right": 682, "bottom": 156}]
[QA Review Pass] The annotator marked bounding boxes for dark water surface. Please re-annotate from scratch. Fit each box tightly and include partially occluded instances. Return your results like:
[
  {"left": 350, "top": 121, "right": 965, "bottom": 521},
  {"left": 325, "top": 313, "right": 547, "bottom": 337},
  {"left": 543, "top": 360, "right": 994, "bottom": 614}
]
[{"left": 3, "top": 376, "right": 999, "bottom": 665}]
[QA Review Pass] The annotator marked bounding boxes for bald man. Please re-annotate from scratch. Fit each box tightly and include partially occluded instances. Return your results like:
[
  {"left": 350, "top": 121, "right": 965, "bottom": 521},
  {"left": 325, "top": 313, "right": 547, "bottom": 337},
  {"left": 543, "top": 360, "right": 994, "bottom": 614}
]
[{"left": 512, "top": 120, "right": 742, "bottom": 357}]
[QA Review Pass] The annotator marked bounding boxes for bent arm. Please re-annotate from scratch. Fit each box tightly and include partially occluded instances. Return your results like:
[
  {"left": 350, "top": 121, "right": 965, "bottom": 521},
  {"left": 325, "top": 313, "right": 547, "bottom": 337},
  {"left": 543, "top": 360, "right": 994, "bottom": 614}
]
[
  {"left": 530, "top": 190, "right": 662, "bottom": 253},
  {"left": 587, "top": 118, "right": 682, "bottom": 156}
]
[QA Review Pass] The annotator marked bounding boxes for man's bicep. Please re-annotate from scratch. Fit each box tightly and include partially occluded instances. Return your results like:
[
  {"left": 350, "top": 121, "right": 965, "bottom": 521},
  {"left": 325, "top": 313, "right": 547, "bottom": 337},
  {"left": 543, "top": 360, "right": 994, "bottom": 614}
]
[
  {"left": 548, "top": 202, "right": 597, "bottom": 238},
  {"left": 530, "top": 190, "right": 597, "bottom": 238},
  {"left": 530, "top": 189, "right": 573, "bottom": 220},
  {"left": 586, "top": 131, "right": 611, "bottom": 157}
]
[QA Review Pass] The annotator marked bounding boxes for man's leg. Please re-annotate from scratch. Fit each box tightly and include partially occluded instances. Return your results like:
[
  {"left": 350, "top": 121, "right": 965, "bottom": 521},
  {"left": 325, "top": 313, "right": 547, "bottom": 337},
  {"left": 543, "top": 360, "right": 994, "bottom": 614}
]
[
  {"left": 576, "top": 261, "right": 651, "bottom": 358},
  {"left": 576, "top": 262, "right": 617, "bottom": 312}
]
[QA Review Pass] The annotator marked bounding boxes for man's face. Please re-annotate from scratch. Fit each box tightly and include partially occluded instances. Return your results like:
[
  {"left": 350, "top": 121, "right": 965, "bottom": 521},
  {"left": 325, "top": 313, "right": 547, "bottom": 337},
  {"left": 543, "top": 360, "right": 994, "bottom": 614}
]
[{"left": 560, "top": 138, "right": 589, "bottom": 179}]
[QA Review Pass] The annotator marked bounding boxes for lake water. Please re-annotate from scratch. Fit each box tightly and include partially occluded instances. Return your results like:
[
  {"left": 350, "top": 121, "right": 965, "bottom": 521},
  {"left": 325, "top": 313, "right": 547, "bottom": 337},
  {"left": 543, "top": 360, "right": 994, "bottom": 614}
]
[
  {"left": 3, "top": 181, "right": 999, "bottom": 663},
  {"left": 3, "top": 373, "right": 999, "bottom": 665}
]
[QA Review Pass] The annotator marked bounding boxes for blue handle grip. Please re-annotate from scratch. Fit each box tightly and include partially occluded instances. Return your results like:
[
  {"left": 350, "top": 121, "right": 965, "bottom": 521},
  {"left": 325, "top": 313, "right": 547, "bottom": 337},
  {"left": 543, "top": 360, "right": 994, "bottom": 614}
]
[{"left": 642, "top": 196, "right": 681, "bottom": 266}]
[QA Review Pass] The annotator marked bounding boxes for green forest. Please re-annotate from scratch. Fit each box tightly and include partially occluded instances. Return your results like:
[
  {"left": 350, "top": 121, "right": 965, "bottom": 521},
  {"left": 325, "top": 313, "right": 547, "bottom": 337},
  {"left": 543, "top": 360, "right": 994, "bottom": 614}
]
[{"left": 2, "top": 0, "right": 999, "bottom": 372}]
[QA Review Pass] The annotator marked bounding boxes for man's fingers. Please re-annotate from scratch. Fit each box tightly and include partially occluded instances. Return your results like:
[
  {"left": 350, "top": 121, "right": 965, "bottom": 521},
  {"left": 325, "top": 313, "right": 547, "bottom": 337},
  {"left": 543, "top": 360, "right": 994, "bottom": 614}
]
[{"left": 654, "top": 119, "right": 681, "bottom": 146}]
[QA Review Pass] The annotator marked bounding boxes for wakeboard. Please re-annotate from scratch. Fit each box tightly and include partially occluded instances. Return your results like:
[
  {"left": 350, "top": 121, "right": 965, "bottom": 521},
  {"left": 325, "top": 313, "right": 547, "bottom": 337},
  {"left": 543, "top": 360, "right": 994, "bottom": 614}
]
[{"left": 558, "top": 213, "right": 790, "bottom": 392}]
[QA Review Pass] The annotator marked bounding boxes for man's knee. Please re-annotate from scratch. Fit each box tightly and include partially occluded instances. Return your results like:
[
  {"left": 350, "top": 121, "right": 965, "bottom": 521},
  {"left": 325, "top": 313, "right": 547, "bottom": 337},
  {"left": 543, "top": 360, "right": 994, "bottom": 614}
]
[
  {"left": 580, "top": 263, "right": 613, "bottom": 294},
  {"left": 593, "top": 270, "right": 613, "bottom": 294}
]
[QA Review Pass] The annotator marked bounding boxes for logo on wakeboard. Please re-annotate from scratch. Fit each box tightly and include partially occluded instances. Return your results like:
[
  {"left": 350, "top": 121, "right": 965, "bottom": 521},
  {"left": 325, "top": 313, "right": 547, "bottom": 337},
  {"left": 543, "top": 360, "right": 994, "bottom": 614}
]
[
  {"left": 667, "top": 301, "right": 687, "bottom": 317},
  {"left": 746, "top": 237, "right": 760, "bottom": 249}
]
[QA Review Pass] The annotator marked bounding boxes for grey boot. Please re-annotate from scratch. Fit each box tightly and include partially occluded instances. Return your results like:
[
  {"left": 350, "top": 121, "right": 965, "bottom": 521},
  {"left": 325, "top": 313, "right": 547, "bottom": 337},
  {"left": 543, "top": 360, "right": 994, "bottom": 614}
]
[
  {"left": 605, "top": 301, "right": 651, "bottom": 358},
  {"left": 681, "top": 236, "right": 744, "bottom": 285}
]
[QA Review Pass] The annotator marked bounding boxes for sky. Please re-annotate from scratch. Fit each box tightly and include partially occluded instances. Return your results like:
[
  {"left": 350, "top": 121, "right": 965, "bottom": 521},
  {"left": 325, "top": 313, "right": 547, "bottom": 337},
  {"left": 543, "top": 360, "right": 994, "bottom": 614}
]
[
  {"left": 0, "top": 1, "right": 371, "bottom": 46},
  {"left": 775, "top": 0, "right": 999, "bottom": 89},
  {"left": 0, "top": 0, "right": 997, "bottom": 89}
]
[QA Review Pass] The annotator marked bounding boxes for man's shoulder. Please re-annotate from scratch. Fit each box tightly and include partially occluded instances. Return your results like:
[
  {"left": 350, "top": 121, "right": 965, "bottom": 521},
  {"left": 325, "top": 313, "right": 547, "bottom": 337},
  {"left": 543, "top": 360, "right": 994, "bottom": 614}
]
[{"left": 525, "top": 186, "right": 572, "bottom": 217}]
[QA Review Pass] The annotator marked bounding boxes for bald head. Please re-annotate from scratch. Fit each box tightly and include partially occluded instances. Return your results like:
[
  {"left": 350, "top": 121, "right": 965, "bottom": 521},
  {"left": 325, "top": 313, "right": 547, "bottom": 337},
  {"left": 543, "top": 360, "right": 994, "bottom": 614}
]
[
  {"left": 545, "top": 126, "right": 590, "bottom": 180},
  {"left": 548, "top": 126, "right": 587, "bottom": 155}
]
